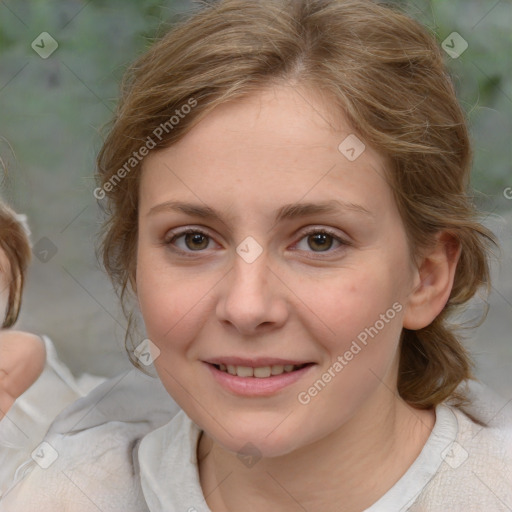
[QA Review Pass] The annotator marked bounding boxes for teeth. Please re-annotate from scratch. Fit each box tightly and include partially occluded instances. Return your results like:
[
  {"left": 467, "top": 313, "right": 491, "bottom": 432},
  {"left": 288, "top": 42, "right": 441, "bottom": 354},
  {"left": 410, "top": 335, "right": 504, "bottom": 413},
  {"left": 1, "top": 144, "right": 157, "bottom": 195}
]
[
  {"left": 216, "top": 363, "right": 304, "bottom": 378},
  {"left": 253, "top": 366, "right": 271, "bottom": 378},
  {"left": 236, "top": 366, "right": 254, "bottom": 378},
  {"left": 271, "top": 365, "right": 284, "bottom": 375}
]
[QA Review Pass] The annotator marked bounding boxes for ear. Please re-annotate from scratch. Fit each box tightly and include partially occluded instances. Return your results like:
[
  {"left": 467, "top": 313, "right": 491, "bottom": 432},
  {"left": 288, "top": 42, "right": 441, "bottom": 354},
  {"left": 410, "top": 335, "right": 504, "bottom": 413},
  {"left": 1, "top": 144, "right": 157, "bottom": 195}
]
[{"left": 403, "top": 231, "right": 461, "bottom": 330}]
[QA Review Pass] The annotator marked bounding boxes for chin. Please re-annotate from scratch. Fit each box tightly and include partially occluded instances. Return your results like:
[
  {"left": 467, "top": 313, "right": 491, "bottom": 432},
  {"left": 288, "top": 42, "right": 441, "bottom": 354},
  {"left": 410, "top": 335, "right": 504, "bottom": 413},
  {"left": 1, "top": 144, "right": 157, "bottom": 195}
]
[
  {"left": 219, "top": 434, "right": 300, "bottom": 459},
  {"left": 198, "top": 413, "right": 309, "bottom": 459}
]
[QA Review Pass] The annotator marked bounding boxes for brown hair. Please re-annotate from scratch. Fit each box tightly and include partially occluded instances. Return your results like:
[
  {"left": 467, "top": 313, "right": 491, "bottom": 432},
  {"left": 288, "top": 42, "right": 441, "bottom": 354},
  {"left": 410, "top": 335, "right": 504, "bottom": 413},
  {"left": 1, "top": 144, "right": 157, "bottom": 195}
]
[
  {"left": 0, "top": 202, "right": 31, "bottom": 328},
  {"left": 96, "top": 0, "right": 495, "bottom": 409}
]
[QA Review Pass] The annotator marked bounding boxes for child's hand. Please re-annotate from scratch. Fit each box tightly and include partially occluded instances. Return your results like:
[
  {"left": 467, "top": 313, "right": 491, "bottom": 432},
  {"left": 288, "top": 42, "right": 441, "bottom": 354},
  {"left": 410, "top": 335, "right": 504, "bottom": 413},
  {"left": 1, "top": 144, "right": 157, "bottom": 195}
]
[{"left": 0, "top": 331, "right": 46, "bottom": 420}]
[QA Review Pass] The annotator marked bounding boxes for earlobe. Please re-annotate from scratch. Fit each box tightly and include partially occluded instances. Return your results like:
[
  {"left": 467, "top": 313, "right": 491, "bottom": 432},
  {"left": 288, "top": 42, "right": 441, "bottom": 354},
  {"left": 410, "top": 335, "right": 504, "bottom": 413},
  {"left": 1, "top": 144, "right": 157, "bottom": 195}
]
[{"left": 403, "top": 232, "right": 461, "bottom": 330}]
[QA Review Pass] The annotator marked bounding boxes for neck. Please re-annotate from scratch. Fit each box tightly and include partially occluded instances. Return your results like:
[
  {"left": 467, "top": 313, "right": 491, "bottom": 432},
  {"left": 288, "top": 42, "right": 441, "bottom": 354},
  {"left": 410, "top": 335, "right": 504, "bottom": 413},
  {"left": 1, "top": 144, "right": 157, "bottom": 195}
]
[{"left": 198, "top": 390, "right": 435, "bottom": 512}]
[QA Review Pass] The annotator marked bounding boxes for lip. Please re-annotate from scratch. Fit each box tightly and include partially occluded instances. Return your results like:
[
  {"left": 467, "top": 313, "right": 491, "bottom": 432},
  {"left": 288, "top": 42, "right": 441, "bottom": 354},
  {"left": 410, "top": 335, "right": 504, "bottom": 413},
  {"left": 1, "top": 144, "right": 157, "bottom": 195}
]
[{"left": 203, "top": 361, "right": 315, "bottom": 397}]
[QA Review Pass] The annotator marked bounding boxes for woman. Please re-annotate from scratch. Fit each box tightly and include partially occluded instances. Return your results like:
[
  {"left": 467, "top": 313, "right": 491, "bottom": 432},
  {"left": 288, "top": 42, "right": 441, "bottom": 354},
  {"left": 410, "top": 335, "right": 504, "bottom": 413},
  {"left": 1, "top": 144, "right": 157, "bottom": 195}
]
[{"left": 1, "top": 1, "right": 511, "bottom": 510}]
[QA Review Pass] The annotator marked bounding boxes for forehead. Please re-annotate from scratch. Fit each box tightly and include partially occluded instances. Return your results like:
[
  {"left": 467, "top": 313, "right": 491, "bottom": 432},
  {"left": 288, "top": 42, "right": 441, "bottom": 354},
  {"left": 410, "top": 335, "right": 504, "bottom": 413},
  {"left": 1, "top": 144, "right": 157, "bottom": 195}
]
[{"left": 139, "top": 85, "right": 395, "bottom": 220}]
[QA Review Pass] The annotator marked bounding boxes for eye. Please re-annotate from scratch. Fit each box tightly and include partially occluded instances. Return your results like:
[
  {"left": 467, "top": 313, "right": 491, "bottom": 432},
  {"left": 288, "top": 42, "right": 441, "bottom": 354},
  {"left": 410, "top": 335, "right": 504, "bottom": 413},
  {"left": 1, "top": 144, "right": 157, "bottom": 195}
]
[
  {"left": 293, "top": 228, "right": 349, "bottom": 255},
  {"left": 164, "top": 226, "right": 350, "bottom": 258},
  {"left": 165, "top": 228, "right": 216, "bottom": 254}
]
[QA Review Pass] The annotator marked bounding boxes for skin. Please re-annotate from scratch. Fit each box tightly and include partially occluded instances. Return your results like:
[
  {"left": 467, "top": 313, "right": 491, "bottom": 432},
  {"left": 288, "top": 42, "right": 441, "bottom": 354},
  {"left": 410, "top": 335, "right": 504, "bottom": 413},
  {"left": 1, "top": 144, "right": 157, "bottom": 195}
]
[
  {"left": 0, "top": 247, "right": 46, "bottom": 420},
  {"left": 136, "top": 84, "right": 460, "bottom": 511}
]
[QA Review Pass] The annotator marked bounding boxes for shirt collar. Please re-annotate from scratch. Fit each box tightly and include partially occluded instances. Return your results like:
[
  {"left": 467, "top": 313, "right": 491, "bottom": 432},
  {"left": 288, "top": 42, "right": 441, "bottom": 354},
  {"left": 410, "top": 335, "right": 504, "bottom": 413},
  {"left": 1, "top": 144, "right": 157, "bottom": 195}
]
[{"left": 138, "top": 409, "right": 211, "bottom": 512}]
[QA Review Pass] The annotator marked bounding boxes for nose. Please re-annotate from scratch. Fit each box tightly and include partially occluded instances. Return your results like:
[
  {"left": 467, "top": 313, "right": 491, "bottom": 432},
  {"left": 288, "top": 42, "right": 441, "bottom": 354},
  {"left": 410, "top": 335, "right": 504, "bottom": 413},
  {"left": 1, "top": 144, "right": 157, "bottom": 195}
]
[{"left": 216, "top": 250, "right": 288, "bottom": 336}]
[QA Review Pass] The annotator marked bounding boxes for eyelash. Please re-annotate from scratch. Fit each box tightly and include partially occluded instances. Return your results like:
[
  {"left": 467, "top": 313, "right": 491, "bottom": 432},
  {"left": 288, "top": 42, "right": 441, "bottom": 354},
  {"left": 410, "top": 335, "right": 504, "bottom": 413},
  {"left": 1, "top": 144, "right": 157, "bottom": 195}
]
[{"left": 164, "top": 227, "right": 350, "bottom": 259}]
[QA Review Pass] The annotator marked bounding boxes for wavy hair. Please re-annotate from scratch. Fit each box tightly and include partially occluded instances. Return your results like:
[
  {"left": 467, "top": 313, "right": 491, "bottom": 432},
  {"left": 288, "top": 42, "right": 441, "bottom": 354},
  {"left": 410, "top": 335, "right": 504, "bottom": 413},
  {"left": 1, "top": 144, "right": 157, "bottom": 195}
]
[
  {"left": 0, "top": 202, "right": 31, "bottom": 328},
  {"left": 96, "top": 0, "right": 495, "bottom": 409}
]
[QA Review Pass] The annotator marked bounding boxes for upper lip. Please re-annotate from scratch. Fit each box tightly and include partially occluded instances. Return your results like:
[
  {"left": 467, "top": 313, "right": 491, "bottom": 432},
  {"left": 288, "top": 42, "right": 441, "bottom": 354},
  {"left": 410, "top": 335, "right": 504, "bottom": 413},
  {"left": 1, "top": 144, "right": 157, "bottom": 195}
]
[{"left": 204, "top": 357, "right": 313, "bottom": 367}]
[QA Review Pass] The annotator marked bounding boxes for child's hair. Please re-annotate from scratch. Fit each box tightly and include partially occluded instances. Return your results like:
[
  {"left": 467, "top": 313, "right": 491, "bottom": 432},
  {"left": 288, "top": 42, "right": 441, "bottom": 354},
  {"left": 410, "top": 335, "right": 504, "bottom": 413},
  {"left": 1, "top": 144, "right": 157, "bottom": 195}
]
[
  {"left": 96, "top": 0, "right": 496, "bottom": 409},
  {"left": 0, "top": 201, "right": 31, "bottom": 328}
]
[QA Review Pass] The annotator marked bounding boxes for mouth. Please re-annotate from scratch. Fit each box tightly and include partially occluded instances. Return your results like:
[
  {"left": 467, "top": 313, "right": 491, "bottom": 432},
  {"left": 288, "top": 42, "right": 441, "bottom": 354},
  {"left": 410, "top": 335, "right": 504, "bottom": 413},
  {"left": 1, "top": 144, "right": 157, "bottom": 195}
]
[
  {"left": 203, "top": 358, "right": 315, "bottom": 396},
  {"left": 210, "top": 362, "right": 311, "bottom": 378}
]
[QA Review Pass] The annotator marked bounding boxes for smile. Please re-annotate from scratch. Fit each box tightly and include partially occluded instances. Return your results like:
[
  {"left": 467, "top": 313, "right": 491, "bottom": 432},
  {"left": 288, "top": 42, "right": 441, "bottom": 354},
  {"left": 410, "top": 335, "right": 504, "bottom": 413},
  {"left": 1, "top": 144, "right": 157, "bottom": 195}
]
[
  {"left": 213, "top": 363, "right": 308, "bottom": 378},
  {"left": 204, "top": 361, "right": 315, "bottom": 396}
]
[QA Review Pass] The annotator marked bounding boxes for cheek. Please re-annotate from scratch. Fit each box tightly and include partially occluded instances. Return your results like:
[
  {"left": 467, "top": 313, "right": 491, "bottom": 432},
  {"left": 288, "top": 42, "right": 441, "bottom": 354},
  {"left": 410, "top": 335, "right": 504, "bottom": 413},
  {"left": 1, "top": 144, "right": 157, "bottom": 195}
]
[
  {"left": 135, "top": 248, "right": 210, "bottom": 356},
  {"left": 301, "top": 263, "right": 407, "bottom": 408},
  {"left": 307, "top": 266, "right": 403, "bottom": 343},
  {"left": 293, "top": 270, "right": 405, "bottom": 431}
]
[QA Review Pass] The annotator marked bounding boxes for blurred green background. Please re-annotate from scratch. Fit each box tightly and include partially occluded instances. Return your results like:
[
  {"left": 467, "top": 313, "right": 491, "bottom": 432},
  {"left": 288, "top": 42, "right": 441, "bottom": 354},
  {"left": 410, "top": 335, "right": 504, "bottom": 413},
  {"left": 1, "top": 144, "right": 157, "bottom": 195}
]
[{"left": 0, "top": 0, "right": 511, "bottom": 394}]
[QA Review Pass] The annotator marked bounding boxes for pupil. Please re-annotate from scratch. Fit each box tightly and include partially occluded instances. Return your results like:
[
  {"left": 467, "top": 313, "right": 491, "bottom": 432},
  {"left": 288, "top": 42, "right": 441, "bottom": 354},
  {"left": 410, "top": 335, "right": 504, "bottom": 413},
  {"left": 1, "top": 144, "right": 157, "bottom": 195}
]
[
  {"left": 186, "top": 233, "right": 208, "bottom": 250},
  {"left": 309, "top": 233, "right": 332, "bottom": 251}
]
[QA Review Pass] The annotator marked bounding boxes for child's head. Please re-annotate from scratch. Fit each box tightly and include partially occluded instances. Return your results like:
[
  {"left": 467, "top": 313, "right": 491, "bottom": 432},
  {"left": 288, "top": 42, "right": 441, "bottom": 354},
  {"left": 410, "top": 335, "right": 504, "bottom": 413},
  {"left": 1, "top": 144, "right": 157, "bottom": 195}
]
[
  {"left": 0, "top": 201, "right": 31, "bottom": 328},
  {"left": 96, "top": 0, "right": 494, "bottom": 453}
]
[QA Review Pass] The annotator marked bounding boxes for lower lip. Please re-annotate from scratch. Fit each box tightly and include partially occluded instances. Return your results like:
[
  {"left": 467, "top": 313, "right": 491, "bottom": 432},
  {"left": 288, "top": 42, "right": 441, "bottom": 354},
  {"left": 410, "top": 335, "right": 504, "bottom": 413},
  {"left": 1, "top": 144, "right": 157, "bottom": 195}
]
[{"left": 204, "top": 363, "right": 314, "bottom": 397}]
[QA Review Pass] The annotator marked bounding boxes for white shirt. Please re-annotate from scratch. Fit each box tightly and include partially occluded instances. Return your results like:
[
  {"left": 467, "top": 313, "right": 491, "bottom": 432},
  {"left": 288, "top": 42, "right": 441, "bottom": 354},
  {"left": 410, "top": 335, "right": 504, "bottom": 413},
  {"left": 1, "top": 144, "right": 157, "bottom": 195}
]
[{"left": 1, "top": 336, "right": 511, "bottom": 511}]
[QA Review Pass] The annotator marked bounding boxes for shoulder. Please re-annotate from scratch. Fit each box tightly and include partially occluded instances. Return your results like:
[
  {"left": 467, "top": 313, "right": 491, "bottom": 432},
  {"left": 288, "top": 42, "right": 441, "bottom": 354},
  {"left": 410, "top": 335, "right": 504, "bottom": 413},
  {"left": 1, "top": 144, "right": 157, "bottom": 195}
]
[
  {"left": 0, "top": 331, "right": 46, "bottom": 411},
  {"left": 451, "top": 404, "right": 512, "bottom": 463},
  {"left": 0, "top": 330, "right": 46, "bottom": 379},
  {"left": 0, "top": 429, "right": 149, "bottom": 512},
  {"left": 413, "top": 401, "right": 512, "bottom": 510},
  {"left": 0, "top": 368, "right": 180, "bottom": 511},
  {"left": 0, "top": 330, "right": 46, "bottom": 361}
]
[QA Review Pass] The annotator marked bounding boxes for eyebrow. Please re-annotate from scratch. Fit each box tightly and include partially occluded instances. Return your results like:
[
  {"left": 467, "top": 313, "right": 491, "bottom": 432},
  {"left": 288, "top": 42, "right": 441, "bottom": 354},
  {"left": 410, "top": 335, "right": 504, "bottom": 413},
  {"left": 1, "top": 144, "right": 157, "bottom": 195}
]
[{"left": 147, "top": 199, "right": 372, "bottom": 224}]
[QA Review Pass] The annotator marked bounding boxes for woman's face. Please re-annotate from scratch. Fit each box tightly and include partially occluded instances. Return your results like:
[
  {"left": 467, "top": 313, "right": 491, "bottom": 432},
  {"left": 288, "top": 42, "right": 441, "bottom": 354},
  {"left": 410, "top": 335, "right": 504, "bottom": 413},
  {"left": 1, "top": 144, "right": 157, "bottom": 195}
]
[{"left": 136, "top": 85, "right": 420, "bottom": 457}]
